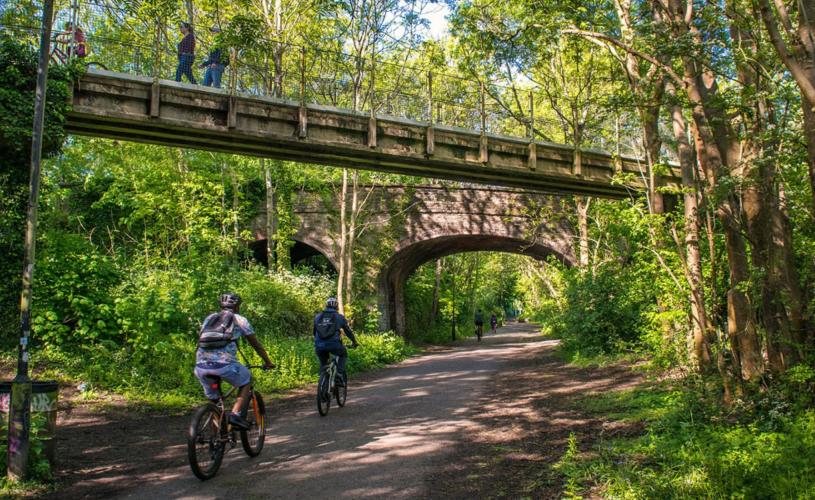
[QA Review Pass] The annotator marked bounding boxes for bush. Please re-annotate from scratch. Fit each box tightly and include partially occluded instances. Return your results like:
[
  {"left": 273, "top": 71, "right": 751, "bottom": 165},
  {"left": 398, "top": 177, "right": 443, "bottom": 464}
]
[{"left": 546, "top": 265, "right": 655, "bottom": 357}]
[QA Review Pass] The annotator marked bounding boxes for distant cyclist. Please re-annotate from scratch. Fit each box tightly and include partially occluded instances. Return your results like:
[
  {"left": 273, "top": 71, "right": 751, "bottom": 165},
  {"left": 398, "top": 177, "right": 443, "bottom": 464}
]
[
  {"left": 490, "top": 313, "right": 498, "bottom": 335},
  {"left": 314, "top": 298, "right": 359, "bottom": 387},
  {"left": 474, "top": 309, "right": 484, "bottom": 342},
  {"left": 195, "top": 293, "right": 274, "bottom": 430}
]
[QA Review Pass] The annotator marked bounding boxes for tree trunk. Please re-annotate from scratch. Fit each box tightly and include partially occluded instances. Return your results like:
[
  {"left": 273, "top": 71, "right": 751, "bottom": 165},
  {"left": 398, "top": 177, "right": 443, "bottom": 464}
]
[
  {"left": 263, "top": 159, "right": 277, "bottom": 271},
  {"left": 336, "top": 169, "right": 348, "bottom": 314},
  {"left": 641, "top": 106, "right": 664, "bottom": 214},
  {"left": 344, "top": 170, "right": 360, "bottom": 315},
  {"left": 429, "top": 258, "right": 442, "bottom": 329},
  {"left": 228, "top": 168, "right": 240, "bottom": 244},
  {"left": 664, "top": 0, "right": 764, "bottom": 383},
  {"left": 576, "top": 197, "right": 590, "bottom": 268},
  {"left": 802, "top": 102, "right": 815, "bottom": 215},
  {"left": 669, "top": 95, "right": 712, "bottom": 368}
]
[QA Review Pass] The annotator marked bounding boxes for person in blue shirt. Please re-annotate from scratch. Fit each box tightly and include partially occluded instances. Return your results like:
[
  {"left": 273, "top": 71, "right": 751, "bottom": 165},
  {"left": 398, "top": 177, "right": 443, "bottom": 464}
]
[
  {"left": 313, "top": 297, "right": 358, "bottom": 386},
  {"left": 194, "top": 293, "right": 274, "bottom": 430}
]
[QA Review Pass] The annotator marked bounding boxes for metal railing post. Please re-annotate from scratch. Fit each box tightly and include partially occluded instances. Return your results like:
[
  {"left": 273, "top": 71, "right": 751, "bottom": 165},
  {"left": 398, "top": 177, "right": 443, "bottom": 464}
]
[
  {"left": 69, "top": 0, "right": 78, "bottom": 59},
  {"left": 367, "top": 49, "right": 377, "bottom": 148},
  {"left": 227, "top": 47, "right": 238, "bottom": 128},
  {"left": 479, "top": 81, "right": 488, "bottom": 163},
  {"left": 528, "top": 90, "right": 536, "bottom": 170},
  {"left": 298, "top": 45, "right": 307, "bottom": 138},
  {"left": 149, "top": 16, "right": 162, "bottom": 117},
  {"left": 426, "top": 71, "right": 434, "bottom": 156}
]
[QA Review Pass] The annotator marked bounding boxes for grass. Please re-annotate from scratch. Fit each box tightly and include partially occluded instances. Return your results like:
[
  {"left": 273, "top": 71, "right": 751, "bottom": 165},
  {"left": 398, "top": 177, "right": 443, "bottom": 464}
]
[
  {"left": 557, "top": 381, "right": 815, "bottom": 499},
  {"left": 1, "top": 331, "right": 417, "bottom": 413}
]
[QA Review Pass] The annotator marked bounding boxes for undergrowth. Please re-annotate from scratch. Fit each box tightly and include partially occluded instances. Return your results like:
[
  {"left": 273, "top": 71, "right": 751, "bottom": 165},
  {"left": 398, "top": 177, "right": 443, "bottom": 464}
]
[
  {"left": 556, "top": 371, "right": 815, "bottom": 499},
  {"left": 28, "top": 331, "right": 415, "bottom": 410}
]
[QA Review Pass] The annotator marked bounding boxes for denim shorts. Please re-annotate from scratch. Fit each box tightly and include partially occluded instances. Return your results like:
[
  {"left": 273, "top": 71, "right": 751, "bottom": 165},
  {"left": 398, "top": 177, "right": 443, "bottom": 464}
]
[{"left": 194, "top": 362, "right": 252, "bottom": 400}]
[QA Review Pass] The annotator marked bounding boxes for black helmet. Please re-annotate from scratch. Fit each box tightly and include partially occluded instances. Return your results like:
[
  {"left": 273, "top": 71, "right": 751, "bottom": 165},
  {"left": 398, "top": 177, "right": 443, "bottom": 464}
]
[
  {"left": 326, "top": 297, "right": 339, "bottom": 309},
  {"left": 220, "top": 292, "right": 241, "bottom": 310}
]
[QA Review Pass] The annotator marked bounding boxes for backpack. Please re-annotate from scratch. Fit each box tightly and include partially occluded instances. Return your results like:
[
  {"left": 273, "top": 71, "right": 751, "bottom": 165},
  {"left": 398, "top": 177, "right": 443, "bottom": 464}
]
[
  {"left": 198, "top": 310, "right": 236, "bottom": 349},
  {"left": 315, "top": 311, "right": 338, "bottom": 340}
]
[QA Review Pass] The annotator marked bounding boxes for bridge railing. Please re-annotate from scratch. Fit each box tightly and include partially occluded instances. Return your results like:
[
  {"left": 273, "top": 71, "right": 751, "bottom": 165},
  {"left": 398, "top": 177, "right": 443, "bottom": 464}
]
[{"left": 4, "top": 0, "right": 652, "bottom": 159}]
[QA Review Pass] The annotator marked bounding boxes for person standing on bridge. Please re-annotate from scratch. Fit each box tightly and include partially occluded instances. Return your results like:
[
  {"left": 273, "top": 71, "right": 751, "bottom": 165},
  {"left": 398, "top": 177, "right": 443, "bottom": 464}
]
[
  {"left": 314, "top": 298, "right": 358, "bottom": 387},
  {"left": 175, "top": 22, "right": 197, "bottom": 84},
  {"left": 201, "top": 26, "right": 226, "bottom": 88}
]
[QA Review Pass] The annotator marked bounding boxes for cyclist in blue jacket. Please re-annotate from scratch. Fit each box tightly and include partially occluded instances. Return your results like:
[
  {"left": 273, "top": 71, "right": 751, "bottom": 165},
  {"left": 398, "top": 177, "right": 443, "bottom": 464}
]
[{"left": 314, "top": 297, "right": 358, "bottom": 387}]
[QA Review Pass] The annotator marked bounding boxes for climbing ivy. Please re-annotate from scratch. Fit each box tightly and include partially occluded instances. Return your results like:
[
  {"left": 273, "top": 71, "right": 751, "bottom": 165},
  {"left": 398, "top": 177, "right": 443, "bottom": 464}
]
[{"left": 0, "top": 34, "right": 78, "bottom": 346}]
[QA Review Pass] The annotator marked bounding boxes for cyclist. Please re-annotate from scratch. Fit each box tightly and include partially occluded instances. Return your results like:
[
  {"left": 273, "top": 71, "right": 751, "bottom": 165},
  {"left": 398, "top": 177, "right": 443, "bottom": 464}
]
[
  {"left": 194, "top": 293, "right": 274, "bottom": 430},
  {"left": 490, "top": 313, "right": 498, "bottom": 335},
  {"left": 314, "top": 298, "right": 358, "bottom": 387},
  {"left": 474, "top": 309, "right": 484, "bottom": 341}
]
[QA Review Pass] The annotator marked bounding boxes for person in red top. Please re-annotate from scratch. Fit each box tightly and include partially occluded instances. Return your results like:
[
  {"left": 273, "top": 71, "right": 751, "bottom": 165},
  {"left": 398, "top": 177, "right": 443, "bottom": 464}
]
[
  {"left": 175, "top": 22, "right": 197, "bottom": 84},
  {"left": 55, "top": 22, "right": 86, "bottom": 61}
]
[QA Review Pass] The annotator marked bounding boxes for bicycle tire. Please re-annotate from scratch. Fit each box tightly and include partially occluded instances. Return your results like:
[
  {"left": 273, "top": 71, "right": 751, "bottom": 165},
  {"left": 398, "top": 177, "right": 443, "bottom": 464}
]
[
  {"left": 188, "top": 403, "right": 225, "bottom": 481},
  {"left": 317, "top": 370, "right": 331, "bottom": 416},
  {"left": 335, "top": 378, "right": 347, "bottom": 407},
  {"left": 240, "top": 392, "right": 266, "bottom": 457}
]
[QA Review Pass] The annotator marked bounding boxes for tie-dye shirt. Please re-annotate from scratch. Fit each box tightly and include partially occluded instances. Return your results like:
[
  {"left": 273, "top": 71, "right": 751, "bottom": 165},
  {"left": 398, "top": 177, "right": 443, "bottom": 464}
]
[{"left": 195, "top": 313, "right": 254, "bottom": 365}]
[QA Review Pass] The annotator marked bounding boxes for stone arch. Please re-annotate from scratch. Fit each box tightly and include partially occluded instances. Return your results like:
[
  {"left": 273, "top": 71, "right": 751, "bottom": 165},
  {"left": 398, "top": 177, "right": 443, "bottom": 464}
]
[
  {"left": 377, "top": 233, "right": 576, "bottom": 335},
  {"left": 249, "top": 237, "right": 338, "bottom": 272}
]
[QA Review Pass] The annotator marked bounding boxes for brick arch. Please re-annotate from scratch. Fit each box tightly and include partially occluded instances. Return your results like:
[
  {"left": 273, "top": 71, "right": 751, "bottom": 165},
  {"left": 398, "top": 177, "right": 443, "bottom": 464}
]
[
  {"left": 248, "top": 237, "right": 338, "bottom": 271},
  {"left": 377, "top": 233, "right": 575, "bottom": 335}
]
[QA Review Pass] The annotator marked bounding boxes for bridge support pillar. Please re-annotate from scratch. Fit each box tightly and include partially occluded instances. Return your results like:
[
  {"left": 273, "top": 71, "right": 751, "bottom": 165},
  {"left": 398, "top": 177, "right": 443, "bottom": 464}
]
[
  {"left": 298, "top": 106, "right": 307, "bottom": 138},
  {"left": 368, "top": 115, "right": 377, "bottom": 148},
  {"left": 479, "top": 135, "right": 488, "bottom": 163},
  {"left": 149, "top": 81, "right": 160, "bottom": 117},
  {"left": 527, "top": 142, "right": 537, "bottom": 170},
  {"left": 426, "top": 125, "right": 434, "bottom": 156},
  {"left": 227, "top": 96, "right": 237, "bottom": 129}
]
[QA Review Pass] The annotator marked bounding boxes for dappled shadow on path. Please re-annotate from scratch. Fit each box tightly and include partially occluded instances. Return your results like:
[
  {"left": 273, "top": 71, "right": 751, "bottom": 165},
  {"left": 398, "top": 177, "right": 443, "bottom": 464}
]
[
  {"left": 428, "top": 326, "right": 643, "bottom": 498},
  {"left": 45, "top": 324, "right": 639, "bottom": 499}
]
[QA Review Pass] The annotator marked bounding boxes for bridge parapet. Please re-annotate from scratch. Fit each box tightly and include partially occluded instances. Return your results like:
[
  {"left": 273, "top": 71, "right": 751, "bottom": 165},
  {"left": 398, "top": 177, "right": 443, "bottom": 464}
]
[{"left": 67, "top": 70, "right": 679, "bottom": 197}]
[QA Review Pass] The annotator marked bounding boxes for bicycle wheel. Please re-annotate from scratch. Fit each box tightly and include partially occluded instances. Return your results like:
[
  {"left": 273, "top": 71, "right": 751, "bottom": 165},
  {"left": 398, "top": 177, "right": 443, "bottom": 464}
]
[
  {"left": 335, "top": 376, "right": 347, "bottom": 407},
  {"left": 188, "top": 403, "right": 225, "bottom": 481},
  {"left": 317, "top": 370, "right": 331, "bottom": 416},
  {"left": 241, "top": 392, "right": 266, "bottom": 457}
]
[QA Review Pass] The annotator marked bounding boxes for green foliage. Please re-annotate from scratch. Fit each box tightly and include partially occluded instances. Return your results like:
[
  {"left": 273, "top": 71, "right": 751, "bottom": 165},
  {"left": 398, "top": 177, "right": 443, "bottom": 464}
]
[
  {"left": 547, "top": 265, "right": 654, "bottom": 356},
  {"left": 559, "top": 381, "right": 815, "bottom": 498},
  {"left": 405, "top": 252, "right": 526, "bottom": 344},
  {"left": 0, "top": 33, "right": 77, "bottom": 346}
]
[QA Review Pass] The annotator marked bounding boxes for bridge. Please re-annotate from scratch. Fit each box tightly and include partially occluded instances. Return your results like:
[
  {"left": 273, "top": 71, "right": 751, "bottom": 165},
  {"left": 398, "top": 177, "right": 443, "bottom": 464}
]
[
  {"left": 66, "top": 70, "right": 679, "bottom": 197},
  {"left": 252, "top": 185, "right": 575, "bottom": 335}
]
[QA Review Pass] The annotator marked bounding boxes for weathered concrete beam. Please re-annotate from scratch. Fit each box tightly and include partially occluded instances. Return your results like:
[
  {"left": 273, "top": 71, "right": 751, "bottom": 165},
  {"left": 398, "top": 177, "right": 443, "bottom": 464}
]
[{"left": 66, "top": 69, "right": 680, "bottom": 198}]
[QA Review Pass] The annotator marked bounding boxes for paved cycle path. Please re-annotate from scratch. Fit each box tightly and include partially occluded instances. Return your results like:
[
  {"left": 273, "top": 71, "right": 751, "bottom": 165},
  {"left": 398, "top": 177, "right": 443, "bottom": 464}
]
[{"left": 69, "top": 324, "right": 551, "bottom": 499}]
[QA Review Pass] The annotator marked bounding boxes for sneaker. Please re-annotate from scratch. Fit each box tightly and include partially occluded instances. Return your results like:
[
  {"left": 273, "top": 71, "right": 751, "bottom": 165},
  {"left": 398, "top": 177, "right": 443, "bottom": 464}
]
[{"left": 228, "top": 412, "right": 251, "bottom": 430}]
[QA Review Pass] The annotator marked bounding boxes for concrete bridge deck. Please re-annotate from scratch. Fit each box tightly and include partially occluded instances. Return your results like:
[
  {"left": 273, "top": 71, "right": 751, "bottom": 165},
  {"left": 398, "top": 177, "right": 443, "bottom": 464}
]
[{"left": 66, "top": 69, "right": 679, "bottom": 198}]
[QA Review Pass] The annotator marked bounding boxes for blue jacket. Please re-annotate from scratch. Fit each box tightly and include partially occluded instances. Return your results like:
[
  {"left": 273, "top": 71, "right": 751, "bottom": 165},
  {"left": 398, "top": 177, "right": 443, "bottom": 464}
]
[{"left": 313, "top": 307, "right": 356, "bottom": 347}]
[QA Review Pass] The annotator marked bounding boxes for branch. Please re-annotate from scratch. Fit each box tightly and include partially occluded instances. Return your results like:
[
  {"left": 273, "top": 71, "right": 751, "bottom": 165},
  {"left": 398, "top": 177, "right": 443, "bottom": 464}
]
[
  {"left": 757, "top": 0, "right": 815, "bottom": 108},
  {"left": 560, "top": 27, "right": 685, "bottom": 86}
]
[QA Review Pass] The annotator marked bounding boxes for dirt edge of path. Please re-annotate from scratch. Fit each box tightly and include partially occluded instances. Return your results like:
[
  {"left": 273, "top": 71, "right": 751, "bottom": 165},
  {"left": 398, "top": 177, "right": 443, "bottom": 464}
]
[{"left": 427, "top": 340, "right": 643, "bottom": 498}]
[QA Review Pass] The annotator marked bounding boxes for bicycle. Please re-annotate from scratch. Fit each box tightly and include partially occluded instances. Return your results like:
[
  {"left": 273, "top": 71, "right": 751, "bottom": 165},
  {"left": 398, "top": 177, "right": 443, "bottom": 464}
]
[
  {"left": 475, "top": 323, "right": 483, "bottom": 342},
  {"left": 187, "top": 364, "right": 268, "bottom": 480},
  {"left": 316, "top": 350, "right": 352, "bottom": 416}
]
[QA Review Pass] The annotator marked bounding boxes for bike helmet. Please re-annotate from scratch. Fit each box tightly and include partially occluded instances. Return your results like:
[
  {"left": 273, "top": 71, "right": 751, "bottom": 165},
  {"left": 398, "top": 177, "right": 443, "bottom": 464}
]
[
  {"left": 326, "top": 297, "right": 339, "bottom": 309},
  {"left": 219, "top": 292, "right": 242, "bottom": 310}
]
